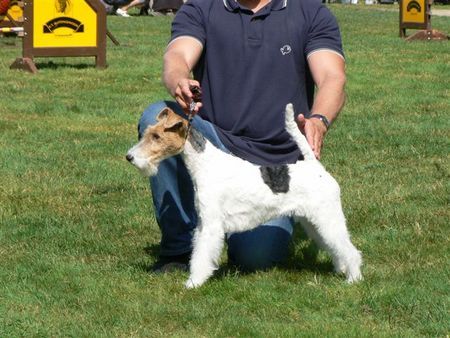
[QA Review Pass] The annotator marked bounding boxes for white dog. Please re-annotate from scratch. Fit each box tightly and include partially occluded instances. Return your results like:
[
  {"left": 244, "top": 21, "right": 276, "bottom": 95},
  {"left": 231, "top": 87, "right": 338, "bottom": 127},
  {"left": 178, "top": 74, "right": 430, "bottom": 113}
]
[{"left": 127, "top": 104, "right": 362, "bottom": 288}]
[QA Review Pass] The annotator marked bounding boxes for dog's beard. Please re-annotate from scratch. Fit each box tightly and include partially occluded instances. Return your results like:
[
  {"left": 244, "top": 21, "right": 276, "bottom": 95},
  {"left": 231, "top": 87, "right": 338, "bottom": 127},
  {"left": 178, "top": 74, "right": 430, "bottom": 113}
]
[
  {"left": 143, "top": 162, "right": 158, "bottom": 177},
  {"left": 136, "top": 159, "right": 158, "bottom": 177},
  {"left": 127, "top": 155, "right": 159, "bottom": 177}
]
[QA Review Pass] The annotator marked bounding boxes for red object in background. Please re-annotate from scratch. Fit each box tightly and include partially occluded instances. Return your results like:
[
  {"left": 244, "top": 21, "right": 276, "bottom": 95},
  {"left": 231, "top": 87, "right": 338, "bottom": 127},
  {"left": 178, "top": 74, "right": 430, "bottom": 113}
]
[{"left": 0, "top": 0, "right": 10, "bottom": 15}]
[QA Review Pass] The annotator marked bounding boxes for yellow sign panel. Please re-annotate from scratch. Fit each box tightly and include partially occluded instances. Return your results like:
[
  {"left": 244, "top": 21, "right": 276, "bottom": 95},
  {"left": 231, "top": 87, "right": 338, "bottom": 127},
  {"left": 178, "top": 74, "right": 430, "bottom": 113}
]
[
  {"left": 401, "top": 0, "right": 426, "bottom": 24},
  {"left": 33, "top": 0, "right": 97, "bottom": 48}
]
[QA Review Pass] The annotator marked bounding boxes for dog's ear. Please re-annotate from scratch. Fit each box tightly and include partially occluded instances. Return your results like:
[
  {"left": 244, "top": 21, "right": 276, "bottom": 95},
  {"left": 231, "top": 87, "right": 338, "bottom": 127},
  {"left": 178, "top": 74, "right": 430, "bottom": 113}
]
[
  {"left": 164, "top": 121, "right": 186, "bottom": 134},
  {"left": 164, "top": 113, "right": 187, "bottom": 133},
  {"left": 156, "top": 108, "right": 171, "bottom": 121},
  {"left": 156, "top": 107, "right": 187, "bottom": 134}
]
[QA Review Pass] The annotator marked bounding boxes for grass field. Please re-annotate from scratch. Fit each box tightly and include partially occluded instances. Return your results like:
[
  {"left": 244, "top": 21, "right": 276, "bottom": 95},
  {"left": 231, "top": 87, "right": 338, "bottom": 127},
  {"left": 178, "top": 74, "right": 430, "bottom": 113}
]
[{"left": 1, "top": 4, "right": 449, "bottom": 337}]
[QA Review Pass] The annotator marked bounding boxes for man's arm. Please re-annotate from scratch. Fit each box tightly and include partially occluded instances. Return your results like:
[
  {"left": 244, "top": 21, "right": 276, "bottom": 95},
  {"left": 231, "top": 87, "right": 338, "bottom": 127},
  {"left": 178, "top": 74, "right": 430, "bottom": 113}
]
[
  {"left": 163, "top": 36, "right": 204, "bottom": 114},
  {"left": 297, "top": 50, "right": 346, "bottom": 159}
]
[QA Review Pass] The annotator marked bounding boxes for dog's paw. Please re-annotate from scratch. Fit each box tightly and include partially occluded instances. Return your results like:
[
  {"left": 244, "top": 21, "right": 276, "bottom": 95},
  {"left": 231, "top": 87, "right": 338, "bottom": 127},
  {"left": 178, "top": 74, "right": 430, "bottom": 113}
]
[
  {"left": 346, "top": 270, "right": 363, "bottom": 284},
  {"left": 184, "top": 278, "right": 202, "bottom": 289}
]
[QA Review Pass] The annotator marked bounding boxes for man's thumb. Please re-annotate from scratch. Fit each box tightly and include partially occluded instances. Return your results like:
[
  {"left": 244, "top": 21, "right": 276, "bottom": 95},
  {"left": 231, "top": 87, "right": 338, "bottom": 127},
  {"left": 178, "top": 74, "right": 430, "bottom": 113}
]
[{"left": 296, "top": 113, "right": 306, "bottom": 133}]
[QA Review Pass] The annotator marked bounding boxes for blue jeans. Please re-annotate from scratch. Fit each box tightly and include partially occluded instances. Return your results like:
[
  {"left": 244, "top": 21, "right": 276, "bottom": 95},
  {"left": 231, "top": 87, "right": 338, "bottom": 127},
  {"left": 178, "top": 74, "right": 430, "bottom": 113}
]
[{"left": 138, "top": 101, "right": 293, "bottom": 271}]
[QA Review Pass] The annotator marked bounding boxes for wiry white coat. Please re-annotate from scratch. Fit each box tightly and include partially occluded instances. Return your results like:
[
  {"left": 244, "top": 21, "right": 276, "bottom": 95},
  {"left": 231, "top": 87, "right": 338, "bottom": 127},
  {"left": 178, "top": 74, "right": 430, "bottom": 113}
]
[
  {"left": 181, "top": 104, "right": 362, "bottom": 288},
  {"left": 127, "top": 104, "right": 362, "bottom": 288}
]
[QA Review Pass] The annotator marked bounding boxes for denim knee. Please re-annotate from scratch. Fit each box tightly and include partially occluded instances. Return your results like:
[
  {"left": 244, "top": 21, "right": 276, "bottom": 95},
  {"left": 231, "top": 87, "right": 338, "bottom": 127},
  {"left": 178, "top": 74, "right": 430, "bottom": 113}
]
[{"left": 227, "top": 225, "right": 291, "bottom": 272}]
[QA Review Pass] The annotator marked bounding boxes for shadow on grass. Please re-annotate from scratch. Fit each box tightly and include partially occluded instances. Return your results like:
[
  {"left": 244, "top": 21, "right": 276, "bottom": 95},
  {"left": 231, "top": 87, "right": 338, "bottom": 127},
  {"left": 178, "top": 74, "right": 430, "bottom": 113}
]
[
  {"left": 134, "top": 244, "right": 161, "bottom": 272},
  {"left": 134, "top": 228, "right": 334, "bottom": 279},
  {"left": 215, "top": 228, "right": 334, "bottom": 280},
  {"left": 35, "top": 61, "right": 95, "bottom": 70},
  {"left": 283, "top": 227, "right": 335, "bottom": 274},
  {"left": 0, "top": 38, "right": 19, "bottom": 47}
]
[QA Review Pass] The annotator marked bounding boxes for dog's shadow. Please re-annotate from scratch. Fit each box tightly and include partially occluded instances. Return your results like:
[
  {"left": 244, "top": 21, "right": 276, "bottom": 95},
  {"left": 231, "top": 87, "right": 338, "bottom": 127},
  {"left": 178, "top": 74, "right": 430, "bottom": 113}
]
[
  {"left": 215, "top": 228, "right": 334, "bottom": 280},
  {"left": 138, "top": 228, "right": 333, "bottom": 278},
  {"left": 283, "top": 227, "right": 335, "bottom": 273}
]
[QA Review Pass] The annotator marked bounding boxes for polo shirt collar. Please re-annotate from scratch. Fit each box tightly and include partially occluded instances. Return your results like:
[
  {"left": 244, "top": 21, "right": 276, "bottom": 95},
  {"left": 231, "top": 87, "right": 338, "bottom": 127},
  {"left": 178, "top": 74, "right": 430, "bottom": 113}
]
[{"left": 223, "top": 0, "right": 287, "bottom": 12}]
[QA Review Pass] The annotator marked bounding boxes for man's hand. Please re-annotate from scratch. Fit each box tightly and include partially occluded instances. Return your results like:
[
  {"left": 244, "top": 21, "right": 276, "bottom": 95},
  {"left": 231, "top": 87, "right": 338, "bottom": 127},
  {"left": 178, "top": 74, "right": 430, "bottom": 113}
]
[
  {"left": 173, "top": 79, "right": 203, "bottom": 115},
  {"left": 296, "top": 114, "right": 328, "bottom": 160}
]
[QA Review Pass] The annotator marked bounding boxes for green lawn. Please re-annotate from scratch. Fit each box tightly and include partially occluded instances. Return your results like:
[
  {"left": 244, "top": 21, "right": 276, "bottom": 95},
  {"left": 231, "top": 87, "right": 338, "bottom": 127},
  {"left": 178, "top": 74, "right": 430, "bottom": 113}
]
[{"left": 1, "top": 5, "right": 449, "bottom": 337}]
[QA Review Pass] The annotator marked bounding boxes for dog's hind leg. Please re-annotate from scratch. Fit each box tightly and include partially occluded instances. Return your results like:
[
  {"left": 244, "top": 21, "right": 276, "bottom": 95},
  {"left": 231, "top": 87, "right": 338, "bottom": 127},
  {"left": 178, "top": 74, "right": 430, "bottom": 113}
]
[
  {"left": 185, "top": 220, "right": 225, "bottom": 289},
  {"left": 296, "top": 206, "right": 362, "bottom": 283}
]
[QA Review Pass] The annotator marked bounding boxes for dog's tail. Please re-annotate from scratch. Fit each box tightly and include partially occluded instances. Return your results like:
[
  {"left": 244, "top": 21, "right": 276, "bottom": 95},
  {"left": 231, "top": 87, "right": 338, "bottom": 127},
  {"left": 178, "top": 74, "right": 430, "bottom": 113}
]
[{"left": 285, "top": 103, "right": 316, "bottom": 161}]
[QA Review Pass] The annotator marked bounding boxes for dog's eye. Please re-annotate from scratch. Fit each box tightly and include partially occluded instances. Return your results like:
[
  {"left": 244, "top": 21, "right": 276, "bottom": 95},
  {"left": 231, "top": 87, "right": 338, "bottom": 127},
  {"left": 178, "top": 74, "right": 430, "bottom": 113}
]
[{"left": 151, "top": 133, "right": 160, "bottom": 141}]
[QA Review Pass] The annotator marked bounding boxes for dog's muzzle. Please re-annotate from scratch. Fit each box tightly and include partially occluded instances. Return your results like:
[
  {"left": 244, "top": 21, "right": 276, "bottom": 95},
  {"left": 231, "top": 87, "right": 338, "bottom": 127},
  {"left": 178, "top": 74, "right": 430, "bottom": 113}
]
[
  {"left": 126, "top": 148, "right": 158, "bottom": 177},
  {"left": 126, "top": 153, "right": 134, "bottom": 163}
]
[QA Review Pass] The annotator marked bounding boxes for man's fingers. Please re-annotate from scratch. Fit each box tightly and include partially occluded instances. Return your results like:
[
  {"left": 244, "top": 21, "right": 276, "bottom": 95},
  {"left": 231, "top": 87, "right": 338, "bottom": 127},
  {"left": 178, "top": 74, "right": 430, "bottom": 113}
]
[
  {"left": 299, "top": 118, "right": 326, "bottom": 160},
  {"left": 313, "top": 132, "right": 322, "bottom": 159},
  {"left": 304, "top": 123, "right": 315, "bottom": 153},
  {"left": 297, "top": 114, "right": 317, "bottom": 156},
  {"left": 175, "top": 80, "right": 201, "bottom": 113},
  {"left": 296, "top": 114, "right": 307, "bottom": 134},
  {"left": 180, "top": 82, "right": 193, "bottom": 103}
]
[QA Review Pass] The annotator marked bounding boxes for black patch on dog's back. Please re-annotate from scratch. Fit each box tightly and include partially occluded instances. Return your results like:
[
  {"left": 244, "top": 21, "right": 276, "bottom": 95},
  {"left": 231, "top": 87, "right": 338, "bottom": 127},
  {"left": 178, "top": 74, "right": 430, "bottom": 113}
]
[{"left": 260, "top": 165, "right": 290, "bottom": 193}]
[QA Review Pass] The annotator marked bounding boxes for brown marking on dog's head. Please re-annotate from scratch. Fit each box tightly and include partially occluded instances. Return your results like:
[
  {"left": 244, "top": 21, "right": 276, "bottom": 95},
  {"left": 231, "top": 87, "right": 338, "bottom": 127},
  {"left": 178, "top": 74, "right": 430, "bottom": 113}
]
[
  {"left": 126, "top": 107, "right": 189, "bottom": 176},
  {"left": 142, "top": 107, "right": 189, "bottom": 158}
]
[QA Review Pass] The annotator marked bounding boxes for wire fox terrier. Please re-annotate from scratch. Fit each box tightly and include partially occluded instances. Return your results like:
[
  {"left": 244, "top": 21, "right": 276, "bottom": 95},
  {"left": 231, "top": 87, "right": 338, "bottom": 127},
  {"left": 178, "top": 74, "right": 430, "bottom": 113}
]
[{"left": 126, "top": 104, "right": 362, "bottom": 288}]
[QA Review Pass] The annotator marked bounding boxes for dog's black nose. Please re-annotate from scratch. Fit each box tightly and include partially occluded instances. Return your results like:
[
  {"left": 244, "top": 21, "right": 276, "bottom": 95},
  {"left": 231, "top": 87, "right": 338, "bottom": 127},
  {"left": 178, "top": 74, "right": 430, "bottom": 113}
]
[{"left": 126, "top": 154, "right": 134, "bottom": 162}]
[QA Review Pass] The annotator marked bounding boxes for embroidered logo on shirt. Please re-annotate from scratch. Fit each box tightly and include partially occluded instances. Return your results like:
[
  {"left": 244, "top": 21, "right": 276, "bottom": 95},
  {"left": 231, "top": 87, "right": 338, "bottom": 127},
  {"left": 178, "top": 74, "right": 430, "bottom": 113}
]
[{"left": 280, "top": 45, "right": 292, "bottom": 55}]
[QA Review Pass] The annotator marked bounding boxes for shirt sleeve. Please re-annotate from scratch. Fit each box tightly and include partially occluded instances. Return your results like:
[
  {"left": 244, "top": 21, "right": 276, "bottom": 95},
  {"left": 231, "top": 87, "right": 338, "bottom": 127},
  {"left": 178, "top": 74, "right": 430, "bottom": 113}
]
[
  {"left": 169, "top": 0, "right": 206, "bottom": 47},
  {"left": 304, "top": 5, "right": 344, "bottom": 59}
]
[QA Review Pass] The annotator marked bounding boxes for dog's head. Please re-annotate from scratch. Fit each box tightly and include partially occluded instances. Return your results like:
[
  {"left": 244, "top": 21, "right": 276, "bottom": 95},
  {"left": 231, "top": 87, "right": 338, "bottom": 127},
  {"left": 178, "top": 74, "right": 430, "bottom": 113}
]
[{"left": 126, "top": 107, "right": 189, "bottom": 177}]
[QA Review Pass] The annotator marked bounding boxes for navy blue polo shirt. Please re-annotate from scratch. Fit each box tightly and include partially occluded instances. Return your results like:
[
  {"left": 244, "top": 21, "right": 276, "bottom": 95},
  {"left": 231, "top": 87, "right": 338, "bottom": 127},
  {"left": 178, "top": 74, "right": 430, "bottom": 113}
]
[{"left": 170, "top": 0, "right": 344, "bottom": 165}]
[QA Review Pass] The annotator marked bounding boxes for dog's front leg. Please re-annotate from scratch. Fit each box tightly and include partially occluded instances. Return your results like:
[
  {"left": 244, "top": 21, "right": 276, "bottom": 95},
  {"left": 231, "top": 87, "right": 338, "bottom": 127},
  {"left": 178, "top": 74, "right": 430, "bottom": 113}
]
[{"left": 185, "top": 221, "right": 225, "bottom": 289}]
